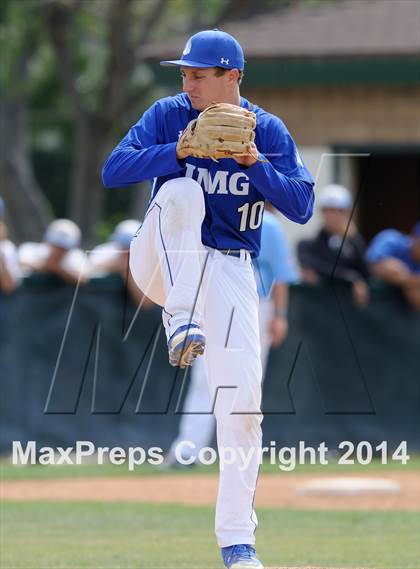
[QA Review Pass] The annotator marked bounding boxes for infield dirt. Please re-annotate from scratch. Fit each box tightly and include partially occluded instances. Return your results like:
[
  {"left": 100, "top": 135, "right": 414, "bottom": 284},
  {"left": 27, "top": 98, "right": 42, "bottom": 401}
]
[{"left": 2, "top": 471, "right": 418, "bottom": 511}]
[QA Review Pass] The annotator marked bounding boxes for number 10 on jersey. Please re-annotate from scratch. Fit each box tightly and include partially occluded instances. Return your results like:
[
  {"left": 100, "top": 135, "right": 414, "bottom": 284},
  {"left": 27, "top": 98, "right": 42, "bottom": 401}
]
[{"left": 237, "top": 201, "right": 265, "bottom": 232}]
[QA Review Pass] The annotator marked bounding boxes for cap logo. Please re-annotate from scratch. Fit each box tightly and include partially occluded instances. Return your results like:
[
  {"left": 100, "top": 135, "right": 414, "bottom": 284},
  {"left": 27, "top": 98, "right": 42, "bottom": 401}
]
[
  {"left": 220, "top": 57, "right": 229, "bottom": 65},
  {"left": 183, "top": 38, "right": 192, "bottom": 56}
]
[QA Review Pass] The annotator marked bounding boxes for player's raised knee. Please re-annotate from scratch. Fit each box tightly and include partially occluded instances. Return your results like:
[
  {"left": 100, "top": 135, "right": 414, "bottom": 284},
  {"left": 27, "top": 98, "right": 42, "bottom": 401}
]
[
  {"left": 157, "top": 178, "right": 204, "bottom": 231},
  {"left": 160, "top": 178, "right": 204, "bottom": 208}
]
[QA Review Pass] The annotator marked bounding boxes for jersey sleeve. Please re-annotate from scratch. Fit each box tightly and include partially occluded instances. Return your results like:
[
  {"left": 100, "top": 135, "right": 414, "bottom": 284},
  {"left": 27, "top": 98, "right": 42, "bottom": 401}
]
[
  {"left": 366, "top": 230, "right": 405, "bottom": 263},
  {"left": 102, "top": 102, "right": 185, "bottom": 187},
  {"left": 59, "top": 249, "right": 89, "bottom": 280},
  {"left": 244, "top": 115, "right": 314, "bottom": 224},
  {"left": 263, "top": 219, "right": 298, "bottom": 283},
  {"left": 1, "top": 241, "right": 21, "bottom": 281}
]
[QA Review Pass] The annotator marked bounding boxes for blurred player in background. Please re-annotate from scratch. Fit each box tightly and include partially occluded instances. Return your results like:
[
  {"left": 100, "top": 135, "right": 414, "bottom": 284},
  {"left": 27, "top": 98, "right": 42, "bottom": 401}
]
[
  {"left": 0, "top": 197, "right": 20, "bottom": 294},
  {"left": 89, "top": 219, "right": 141, "bottom": 276},
  {"left": 89, "top": 219, "right": 153, "bottom": 307},
  {"left": 18, "top": 219, "right": 87, "bottom": 284},
  {"left": 366, "top": 221, "right": 420, "bottom": 310},
  {"left": 165, "top": 205, "right": 298, "bottom": 467},
  {"left": 297, "top": 184, "right": 370, "bottom": 307}
]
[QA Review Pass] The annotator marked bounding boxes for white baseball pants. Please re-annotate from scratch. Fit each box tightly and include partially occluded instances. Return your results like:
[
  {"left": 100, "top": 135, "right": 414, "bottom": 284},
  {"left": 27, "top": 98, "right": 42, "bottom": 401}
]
[
  {"left": 168, "top": 296, "right": 273, "bottom": 462},
  {"left": 129, "top": 178, "right": 263, "bottom": 548}
]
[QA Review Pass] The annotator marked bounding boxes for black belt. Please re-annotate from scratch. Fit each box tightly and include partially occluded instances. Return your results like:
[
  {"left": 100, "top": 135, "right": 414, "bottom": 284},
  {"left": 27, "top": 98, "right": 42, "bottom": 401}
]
[{"left": 218, "top": 249, "right": 245, "bottom": 259}]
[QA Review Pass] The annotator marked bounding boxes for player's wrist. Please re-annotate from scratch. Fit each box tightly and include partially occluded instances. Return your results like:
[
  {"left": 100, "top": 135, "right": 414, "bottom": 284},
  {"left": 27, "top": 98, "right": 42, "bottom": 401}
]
[
  {"left": 235, "top": 156, "right": 257, "bottom": 168},
  {"left": 176, "top": 147, "right": 188, "bottom": 161},
  {"left": 274, "top": 308, "right": 287, "bottom": 319}
]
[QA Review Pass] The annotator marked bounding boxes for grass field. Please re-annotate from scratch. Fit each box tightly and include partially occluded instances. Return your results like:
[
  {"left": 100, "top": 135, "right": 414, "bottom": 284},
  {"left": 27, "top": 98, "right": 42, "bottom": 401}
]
[
  {"left": 1, "top": 458, "right": 419, "bottom": 569},
  {"left": 2, "top": 502, "right": 419, "bottom": 569}
]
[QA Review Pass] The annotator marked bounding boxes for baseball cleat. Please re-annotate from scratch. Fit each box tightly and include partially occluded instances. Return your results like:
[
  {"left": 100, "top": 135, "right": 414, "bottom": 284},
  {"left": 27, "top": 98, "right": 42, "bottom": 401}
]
[
  {"left": 167, "top": 324, "right": 205, "bottom": 368},
  {"left": 221, "top": 544, "right": 264, "bottom": 568}
]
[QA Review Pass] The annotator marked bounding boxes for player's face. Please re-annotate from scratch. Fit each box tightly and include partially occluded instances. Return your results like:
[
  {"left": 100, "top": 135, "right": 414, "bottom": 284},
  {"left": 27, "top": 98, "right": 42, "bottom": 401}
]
[
  {"left": 48, "top": 244, "right": 68, "bottom": 259},
  {"left": 322, "top": 207, "right": 350, "bottom": 234},
  {"left": 180, "top": 67, "right": 237, "bottom": 110}
]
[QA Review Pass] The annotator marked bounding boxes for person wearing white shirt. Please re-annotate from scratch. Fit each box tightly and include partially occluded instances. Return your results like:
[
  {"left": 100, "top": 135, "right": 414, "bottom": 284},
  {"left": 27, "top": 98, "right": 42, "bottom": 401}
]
[
  {"left": 18, "top": 219, "right": 87, "bottom": 284},
  {"left": 89, "top": 219, "right": 153, "bottom": 307},
  {"left": 0, "top": 197, "right": 21, "bottom": 294}
]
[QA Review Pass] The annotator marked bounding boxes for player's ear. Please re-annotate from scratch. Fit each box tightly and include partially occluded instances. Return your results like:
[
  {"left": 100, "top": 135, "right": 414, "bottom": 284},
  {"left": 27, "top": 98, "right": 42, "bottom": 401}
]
[{"left": 228, "top": 69, "right": 240, "bottom": 84}]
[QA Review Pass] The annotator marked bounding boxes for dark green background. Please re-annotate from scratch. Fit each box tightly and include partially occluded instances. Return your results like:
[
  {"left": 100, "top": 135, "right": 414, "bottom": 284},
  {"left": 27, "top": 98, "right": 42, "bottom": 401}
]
[{"left": 1, "top": 278, "right": 419, "bottom": 453}]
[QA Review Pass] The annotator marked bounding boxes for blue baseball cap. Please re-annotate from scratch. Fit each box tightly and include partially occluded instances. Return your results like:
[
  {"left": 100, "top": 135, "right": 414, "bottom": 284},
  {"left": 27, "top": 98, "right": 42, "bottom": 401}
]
[
  {"left": 110, "top": 219, "right": 142, "bottom": 249},
  {"left": 0, "top": 197, "right": 4, "bottom": 218},
  {"left": 44, "top": 219, "right": 81, "bottom": 249},
  {"left": 160, "top": 29, "right": 244, "bottom": 70}
]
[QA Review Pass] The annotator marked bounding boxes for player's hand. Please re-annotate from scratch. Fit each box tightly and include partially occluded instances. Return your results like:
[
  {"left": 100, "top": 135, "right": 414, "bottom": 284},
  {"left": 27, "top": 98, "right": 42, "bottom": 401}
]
[
  {"left": 270, "top": 315, "right": 288, "bottom": 347},
  {"left": 301, "top": 267, "right": 320, "bottom": 284},
  {"left": 98, "top": 252, "right": 129, "bottom": 276},
  {"left": 233, "top": 142, "right": 259, "bottom": 167},
  {"left": 406, "top": 274, "right": 420, "bottom": 286},
  {"left": 176, "top": 145, "right": 189, "bottom": 160},
  {"left": 382, "top": 259, "right": 410, "bottom": 285},
  {"left": 352, "top": 279, "right": 369, "bottom": 307}
]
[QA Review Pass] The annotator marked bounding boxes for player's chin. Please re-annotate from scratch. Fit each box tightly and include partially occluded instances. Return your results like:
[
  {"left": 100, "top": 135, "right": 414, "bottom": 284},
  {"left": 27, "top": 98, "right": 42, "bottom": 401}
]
[{"left": 188, "top": 97, "right": 207, "bottom": 111}]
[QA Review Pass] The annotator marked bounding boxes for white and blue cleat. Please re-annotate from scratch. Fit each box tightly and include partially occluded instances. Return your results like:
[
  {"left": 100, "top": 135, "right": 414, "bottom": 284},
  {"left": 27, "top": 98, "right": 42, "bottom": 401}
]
[
  {"left": 221, "top": 544, "right": 264, "bottom": 568},
  {"left": 167, "top": 324, "right": 205, "bottom": 368}
]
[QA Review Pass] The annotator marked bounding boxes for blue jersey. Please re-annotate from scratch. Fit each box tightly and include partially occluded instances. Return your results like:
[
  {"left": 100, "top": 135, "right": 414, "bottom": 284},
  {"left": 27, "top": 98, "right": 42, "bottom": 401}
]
[
  {"left": 366, "top": 229, "right": 420, "bottom": 274},
  {"left": 102, "top": 93, "right": 314, "bottom": 255},
  {"left": 253, "top": 211, "right": 298, "bottom": 298}
]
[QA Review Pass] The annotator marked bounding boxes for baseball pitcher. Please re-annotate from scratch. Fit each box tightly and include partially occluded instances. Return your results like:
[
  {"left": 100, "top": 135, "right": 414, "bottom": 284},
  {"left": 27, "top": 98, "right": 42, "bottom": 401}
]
[{"left": 103, "top": 29, "right": 314, "bottom": 569}]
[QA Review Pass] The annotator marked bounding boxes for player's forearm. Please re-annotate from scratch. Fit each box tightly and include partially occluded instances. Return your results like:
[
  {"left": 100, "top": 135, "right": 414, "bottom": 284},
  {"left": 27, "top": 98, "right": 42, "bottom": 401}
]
[
  {"left": 332, "top": 266, "right": 368, "bottom": 284},
  {"left": 102, "top": 142, "right": 185, "bottom": 188},
  {"left": 269, "top": 282, "right": 289, "bottom": 346},
  {"left": 301, "top": 261, "right": 365, "bottom": 284},
  {"left": 42, "top": 263, "right": 84, "bottom": 285},
  {"left": 0, "top": 263, "right": 17, "bottom": 294},
  {"left": 243, "top": 161, "right": 314, "bottom": 224},
  {"left": 370, "top": 259, "right": 412, "bottom": 286},
  {"left": 271, "top": 282, "right": 288, "bottom": 316},
  {"left": 297, "top": 247, "right": 333, "bottom": 280}
]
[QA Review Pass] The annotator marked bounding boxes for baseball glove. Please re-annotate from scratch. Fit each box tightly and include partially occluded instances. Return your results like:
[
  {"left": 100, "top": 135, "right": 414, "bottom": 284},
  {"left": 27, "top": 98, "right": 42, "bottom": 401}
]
[{"left": 177, "top": 103, "right": 257, "bottom": 161}]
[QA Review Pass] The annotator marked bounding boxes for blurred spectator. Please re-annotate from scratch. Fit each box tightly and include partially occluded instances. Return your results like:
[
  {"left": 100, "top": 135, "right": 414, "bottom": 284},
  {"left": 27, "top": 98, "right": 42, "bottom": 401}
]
[
  {"left": 0, "top": 197, "right": 21, "bottom": 294},
  {"left": 366, "top": 222, "right": 420, "bottom": 310},
  {"left": 90, "top": 219, "right": 153, "bottom": 308},
  {"left": 18, "top": 219, "right": 87, "bottom": 285},
  {"left": 89, "top": 219, "right": 140, "bottom": 275},
  {"left": 297, "top": 184, "right": 370, "bottom": 307},
  {"left": 254, "top": 202, "right": 298, "bottom": 355}
]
